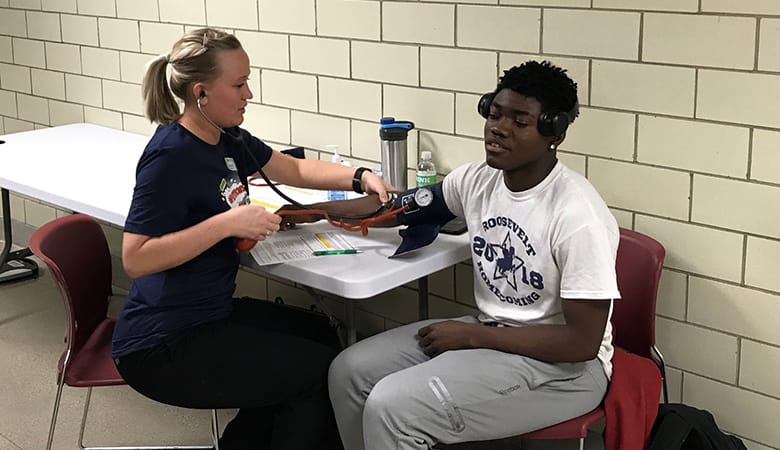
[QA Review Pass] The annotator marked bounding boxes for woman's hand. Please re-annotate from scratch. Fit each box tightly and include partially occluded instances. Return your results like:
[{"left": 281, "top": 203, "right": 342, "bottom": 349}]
[
  {"left": 226, "top": 204, "right": 281, "bottom": 241},
  {"left": 360, "top": 171, "right": 393, "bottom": 204}
]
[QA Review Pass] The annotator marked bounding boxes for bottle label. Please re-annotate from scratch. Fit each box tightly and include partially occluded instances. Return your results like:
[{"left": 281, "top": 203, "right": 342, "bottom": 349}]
[
  {"left": 416, "top": 174, "right": 437, "bottom": 187},
  {"left": 328, "top": 190, "right": 347, "bottom": 201}
]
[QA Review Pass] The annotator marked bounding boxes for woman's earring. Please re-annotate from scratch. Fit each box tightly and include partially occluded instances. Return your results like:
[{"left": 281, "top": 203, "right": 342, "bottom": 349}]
[{"left": 549, "top": 144, "right": 557, "bottom": 151}]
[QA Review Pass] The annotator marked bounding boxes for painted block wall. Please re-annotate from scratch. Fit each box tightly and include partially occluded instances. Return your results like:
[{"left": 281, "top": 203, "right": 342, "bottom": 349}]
[{"left": 1, "top": 1, "right": 779, "bottom": 448}]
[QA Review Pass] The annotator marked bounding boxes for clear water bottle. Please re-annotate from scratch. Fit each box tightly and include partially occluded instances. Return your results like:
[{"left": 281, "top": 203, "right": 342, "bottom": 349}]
[{"left": 416, "top": 150, "right": 437, "bottom": 187}]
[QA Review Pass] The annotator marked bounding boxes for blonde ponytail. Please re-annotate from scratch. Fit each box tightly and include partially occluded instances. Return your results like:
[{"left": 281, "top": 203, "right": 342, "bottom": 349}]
[{"left": 142, "top": 55, "right": 180, "bottom": 125}]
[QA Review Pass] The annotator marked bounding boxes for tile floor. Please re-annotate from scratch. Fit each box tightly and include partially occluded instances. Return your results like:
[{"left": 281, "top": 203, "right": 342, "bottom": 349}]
[{"left": 0, "top": 244, "right": 603, "bottom": 450}]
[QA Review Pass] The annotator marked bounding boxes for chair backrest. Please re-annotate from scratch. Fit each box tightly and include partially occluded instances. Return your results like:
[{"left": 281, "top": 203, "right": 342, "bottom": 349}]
[
  {"left": 612, "top": 228, "right": 666, "bottom": 359},
  {"left": 28, "top": 214, "right": 113, "bottom": 354}
]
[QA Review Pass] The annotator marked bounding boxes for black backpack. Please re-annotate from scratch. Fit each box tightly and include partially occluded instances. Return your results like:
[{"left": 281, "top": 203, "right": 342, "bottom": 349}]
[{"left": 648, "top": 404, "right": 747, "bottom": 450}]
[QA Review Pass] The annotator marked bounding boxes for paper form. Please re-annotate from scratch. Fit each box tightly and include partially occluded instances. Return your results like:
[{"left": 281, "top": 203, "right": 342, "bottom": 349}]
[
  {"left": 249, "top": 229, "right": 357, "bottom": 266},
  {"left": 247, "top": 183, "right": 367, "bottom": 265}
]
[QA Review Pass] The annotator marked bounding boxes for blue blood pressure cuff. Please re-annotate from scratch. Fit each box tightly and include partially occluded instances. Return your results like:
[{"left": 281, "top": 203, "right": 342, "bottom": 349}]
[
  {"left": 393, "top": 182, "right": 455, "bottom": 226},
  {"left": 389, "top": 182, "right": 455, "bottom": 258}
]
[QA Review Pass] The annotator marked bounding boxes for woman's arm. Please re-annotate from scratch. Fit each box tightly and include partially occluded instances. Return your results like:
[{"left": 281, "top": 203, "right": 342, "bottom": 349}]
[
  {"left": 122, "top": 205, "right": 281, "bottom": 278},
  {"left": 259, "top": 151, "right": 390, "bottom": 202}
]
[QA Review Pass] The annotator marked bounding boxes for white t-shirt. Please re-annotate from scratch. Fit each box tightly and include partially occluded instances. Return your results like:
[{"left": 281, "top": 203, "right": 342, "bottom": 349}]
[{"left": 443, "top": 160, "right": 621, "bottom": 378}]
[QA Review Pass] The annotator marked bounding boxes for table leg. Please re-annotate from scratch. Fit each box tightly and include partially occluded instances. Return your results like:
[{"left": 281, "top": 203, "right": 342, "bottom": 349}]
[
  {"left": 302, "top": 285, "right": 351, "bottom": 348},
  {"left": 301, "top": 275, "right": 429, "bottom": 347},
  {"left": 1, "top": 188, "right": 38, "bottom": 284},
  {"left": 345, "top": 300, "right": 357, "bottom": 345},
  {"left": 418, "top": 275, "right": 429, "bottom": 320}
]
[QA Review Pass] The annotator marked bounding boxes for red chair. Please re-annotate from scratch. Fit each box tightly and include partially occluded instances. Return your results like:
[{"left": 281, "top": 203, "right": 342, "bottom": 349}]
[
  {"left": 29, "top": 213, "right": 220, "bottom": 450},
  {"left": 517, "top": 227, "right": 668, "bottom": 450}
]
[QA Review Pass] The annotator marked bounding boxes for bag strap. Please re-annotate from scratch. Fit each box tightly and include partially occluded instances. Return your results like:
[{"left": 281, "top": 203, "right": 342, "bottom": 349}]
[{"left": 648, "top": 410, "right": 694, "bottom": 450}]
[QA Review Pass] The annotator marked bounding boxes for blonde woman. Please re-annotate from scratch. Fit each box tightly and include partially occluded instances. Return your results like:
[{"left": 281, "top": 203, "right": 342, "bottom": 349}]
[{"left": 111, "top": 28, "right": 382, "bottom": 449}]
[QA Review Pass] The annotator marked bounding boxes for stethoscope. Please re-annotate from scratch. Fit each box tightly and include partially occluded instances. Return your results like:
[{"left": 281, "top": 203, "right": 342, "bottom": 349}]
[
  {"left": 197, "top": 98, "right": 417, "bottom": 250},
  {"left": 195, "top": 98, "right": 299, "bottom": 210}
]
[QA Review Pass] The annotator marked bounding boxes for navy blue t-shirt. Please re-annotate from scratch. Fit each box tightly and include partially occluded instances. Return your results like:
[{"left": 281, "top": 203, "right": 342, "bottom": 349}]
[{"left": 112, "top": 123, "right": 273, "bottom": 358}]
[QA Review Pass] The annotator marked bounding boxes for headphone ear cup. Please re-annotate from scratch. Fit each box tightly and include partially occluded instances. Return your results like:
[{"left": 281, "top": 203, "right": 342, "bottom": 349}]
[
  {"left": 537, "top": 111, "right": 555, "bottom": 136},
  {"left": 477, "top": 92, "right": 494, "bottom": 119},
  {"left": 537, "top": 112, "right": 570, "bottom": 137},
  {"left": 550, "top": 113, "right": 569, "bottom": 136}
]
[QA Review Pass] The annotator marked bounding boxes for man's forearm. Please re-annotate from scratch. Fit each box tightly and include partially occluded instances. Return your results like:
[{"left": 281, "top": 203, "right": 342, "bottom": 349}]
[
  {"left": 470, "top": 323, "right": 604, "bottom": 363},
  {"left": 280, "top": 194, "right": 401, "bottom": 227}
]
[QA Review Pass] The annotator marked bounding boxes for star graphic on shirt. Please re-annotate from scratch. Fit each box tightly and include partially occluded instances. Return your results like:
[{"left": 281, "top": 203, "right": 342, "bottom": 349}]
[{"left": 490, "top": 232, "right": 525, "bottom": 291}]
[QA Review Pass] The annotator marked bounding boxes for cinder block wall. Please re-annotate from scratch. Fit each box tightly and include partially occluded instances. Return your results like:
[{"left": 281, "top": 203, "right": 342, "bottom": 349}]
[{"left": 1, "top": 1, "right": 779, "bottom": 448}]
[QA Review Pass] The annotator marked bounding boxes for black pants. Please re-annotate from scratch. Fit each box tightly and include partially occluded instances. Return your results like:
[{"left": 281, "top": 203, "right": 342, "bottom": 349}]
[{"left": 115, "top": 297, "right": 342, "bottom": 450}]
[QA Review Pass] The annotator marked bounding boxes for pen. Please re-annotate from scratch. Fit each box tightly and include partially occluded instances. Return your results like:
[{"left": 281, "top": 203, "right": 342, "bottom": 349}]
[{"left": 312, "top": 249, "right": 361, "bottom": 256}]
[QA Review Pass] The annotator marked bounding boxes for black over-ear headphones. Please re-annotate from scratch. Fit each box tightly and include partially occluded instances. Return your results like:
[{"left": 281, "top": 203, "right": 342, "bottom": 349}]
[{"left": 477, "top": 92, "right": 579, "bottom": 137}]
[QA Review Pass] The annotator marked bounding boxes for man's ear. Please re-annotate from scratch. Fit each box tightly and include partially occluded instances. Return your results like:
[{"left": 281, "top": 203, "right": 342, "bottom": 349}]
[{"left": 546, "top": 134, "right": 565, "bottom": 151}]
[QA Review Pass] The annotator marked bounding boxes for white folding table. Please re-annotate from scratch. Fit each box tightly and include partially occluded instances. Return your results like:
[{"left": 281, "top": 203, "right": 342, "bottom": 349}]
[{"left": 0, "top": 124, "right": 146, "bottom": 282}]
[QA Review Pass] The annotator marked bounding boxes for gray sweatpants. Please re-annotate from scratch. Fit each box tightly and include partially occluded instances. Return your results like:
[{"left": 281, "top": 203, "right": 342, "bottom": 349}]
[{"left": 328, "top": 316, "right": 608, "bottom": 450}]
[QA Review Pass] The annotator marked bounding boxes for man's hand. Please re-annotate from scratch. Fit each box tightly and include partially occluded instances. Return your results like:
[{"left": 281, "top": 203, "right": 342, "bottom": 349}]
[{"left": 417, "top": 320, "right": 480, "bottom": 357}]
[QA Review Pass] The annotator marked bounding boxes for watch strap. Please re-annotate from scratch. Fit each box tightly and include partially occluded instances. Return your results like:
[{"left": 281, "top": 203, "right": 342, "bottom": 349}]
[{"left": 352, "top": 167, "right": 371, "bottom": 194}]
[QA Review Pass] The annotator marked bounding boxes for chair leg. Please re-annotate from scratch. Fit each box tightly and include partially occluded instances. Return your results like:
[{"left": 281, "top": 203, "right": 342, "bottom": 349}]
[
  {"left": 77, "top": 387, "right": 217, "bottom": 450},
  {"left": 45, "top": 374, "right": 67, "bottom": 450},
  {"left": 211, "top": 409, "right": 220, "bottom": 450},
  {"left": 79, "top": 387, "right": 93, "bottom": 449},
  {"left": 652, "top": 345, "right": 670, "bottom": 403}
]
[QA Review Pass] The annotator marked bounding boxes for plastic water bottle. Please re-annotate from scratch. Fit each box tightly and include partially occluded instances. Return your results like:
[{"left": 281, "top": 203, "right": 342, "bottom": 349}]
[
  {"left": 327, "top": 145, "right": 349, "bottom": 200},
  {"left": 416, "top": 150, "right": 437, "bottom": 187}
]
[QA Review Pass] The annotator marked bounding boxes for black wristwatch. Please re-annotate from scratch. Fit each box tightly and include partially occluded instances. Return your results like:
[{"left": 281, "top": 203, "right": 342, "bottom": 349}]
[{"left": 352, "top": 167, "right": 371, "bottom": 194}]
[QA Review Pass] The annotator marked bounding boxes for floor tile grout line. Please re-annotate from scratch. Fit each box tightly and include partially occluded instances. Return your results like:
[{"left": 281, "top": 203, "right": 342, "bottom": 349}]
[{"left": 0, "top": 432, "right": 24, "bottom": 450}]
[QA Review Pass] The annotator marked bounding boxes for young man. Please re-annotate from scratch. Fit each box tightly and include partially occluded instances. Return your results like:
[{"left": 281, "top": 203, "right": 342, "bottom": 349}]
[{"left": 283, "top": 60, "right": 620, "bottom": 450}]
